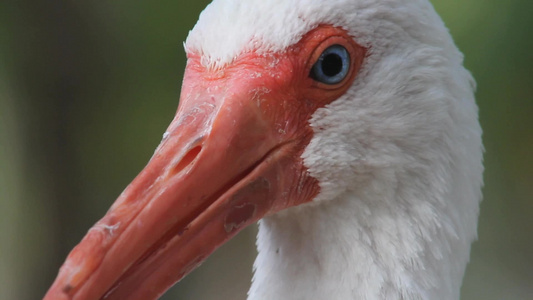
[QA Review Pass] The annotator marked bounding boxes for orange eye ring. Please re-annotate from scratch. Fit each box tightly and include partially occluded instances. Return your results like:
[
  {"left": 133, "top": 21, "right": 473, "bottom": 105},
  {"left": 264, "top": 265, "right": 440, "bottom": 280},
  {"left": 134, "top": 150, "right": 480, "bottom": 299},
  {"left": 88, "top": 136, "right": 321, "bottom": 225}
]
[
  {"left": 288, "top": 25, "right": 366, "bottom": 104},
  {"left": 307, "top": 34, "right": 365, "bottom": 91}
]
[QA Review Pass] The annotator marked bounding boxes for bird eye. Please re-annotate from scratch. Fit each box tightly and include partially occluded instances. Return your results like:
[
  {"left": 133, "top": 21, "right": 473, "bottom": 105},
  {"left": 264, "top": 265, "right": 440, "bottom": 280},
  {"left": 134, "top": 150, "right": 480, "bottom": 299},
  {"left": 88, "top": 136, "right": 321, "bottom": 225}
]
[{"left": 310, "top": 45, "right": 350, "bottom": 85}]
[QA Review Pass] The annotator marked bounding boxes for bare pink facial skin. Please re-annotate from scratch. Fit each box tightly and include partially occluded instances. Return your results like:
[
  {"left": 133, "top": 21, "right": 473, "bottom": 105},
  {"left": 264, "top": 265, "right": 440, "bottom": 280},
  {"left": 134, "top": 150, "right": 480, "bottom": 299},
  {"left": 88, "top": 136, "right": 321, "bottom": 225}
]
[{"left": 44, "top": 25, "right": 365, "bottom": 300}]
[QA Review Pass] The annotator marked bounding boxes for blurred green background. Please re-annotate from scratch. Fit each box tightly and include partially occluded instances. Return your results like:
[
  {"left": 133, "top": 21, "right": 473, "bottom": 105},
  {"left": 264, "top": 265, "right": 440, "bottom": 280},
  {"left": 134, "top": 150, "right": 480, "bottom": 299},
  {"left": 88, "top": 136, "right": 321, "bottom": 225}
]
[{"left": 0, "top": 0, "right": 531, "bottom": 299}]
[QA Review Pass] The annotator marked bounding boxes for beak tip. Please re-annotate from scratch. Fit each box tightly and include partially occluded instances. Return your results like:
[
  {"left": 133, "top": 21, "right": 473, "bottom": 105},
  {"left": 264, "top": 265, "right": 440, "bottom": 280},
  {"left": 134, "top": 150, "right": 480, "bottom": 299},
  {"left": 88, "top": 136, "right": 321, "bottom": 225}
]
[{"left": 44, "top": 286, "right": 70, "bottom": 300}]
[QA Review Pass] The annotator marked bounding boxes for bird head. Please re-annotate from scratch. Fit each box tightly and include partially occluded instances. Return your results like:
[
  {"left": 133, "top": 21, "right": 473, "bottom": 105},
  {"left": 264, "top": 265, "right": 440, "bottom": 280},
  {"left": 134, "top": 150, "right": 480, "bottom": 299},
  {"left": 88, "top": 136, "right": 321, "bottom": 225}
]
[{"left": 44, "top": 1, "right": 483, "bottom": 299}]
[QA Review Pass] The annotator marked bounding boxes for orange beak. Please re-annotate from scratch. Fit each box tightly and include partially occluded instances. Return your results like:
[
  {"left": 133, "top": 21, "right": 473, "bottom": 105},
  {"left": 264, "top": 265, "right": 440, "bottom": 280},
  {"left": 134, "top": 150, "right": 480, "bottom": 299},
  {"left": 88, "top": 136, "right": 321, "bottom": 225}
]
[
  {"left": 44, "top": 25, "right": 364, "bottom": 300},
  {"left": 44, "top": 53, "right": 319, "bottom": 300}
]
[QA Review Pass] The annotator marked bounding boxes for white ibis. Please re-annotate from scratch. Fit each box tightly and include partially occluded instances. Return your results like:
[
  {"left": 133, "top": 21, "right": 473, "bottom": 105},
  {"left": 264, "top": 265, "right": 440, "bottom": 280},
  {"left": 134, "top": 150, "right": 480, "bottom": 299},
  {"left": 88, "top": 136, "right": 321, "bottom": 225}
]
[{"left": 44, "top": 0, "right": 483, "bottom": 299}]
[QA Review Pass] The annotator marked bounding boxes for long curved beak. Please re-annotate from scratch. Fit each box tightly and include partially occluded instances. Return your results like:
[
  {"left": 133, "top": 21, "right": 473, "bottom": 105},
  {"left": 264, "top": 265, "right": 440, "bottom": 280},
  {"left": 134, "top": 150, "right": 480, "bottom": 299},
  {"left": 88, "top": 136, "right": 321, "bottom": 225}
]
[{"left": 44, "top": 54, "right": 318, "bottom": 300}]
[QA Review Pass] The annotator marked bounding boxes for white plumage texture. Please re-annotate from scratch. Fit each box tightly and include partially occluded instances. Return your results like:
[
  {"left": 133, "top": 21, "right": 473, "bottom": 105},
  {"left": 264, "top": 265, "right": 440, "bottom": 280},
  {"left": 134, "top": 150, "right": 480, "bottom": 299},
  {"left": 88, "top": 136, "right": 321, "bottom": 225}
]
[{"left": 186, "top": 0, "right": 483, "bottom": 299}]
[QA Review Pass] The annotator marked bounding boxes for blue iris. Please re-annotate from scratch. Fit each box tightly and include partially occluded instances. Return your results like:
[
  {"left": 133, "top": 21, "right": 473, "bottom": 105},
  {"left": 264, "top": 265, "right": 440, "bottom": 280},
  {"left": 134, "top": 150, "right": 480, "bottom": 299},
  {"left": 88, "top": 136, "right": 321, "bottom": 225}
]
[{"left": 310, "top": 45, "right": 350, "bottom": 85}]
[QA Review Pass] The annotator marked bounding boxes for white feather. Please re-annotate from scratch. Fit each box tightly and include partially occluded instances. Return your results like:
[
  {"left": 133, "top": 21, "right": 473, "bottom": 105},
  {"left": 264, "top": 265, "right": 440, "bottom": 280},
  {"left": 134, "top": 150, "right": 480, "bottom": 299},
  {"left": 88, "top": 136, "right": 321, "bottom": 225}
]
[{"left": 186, "top": 0, "right": 483, "bottom": 299}]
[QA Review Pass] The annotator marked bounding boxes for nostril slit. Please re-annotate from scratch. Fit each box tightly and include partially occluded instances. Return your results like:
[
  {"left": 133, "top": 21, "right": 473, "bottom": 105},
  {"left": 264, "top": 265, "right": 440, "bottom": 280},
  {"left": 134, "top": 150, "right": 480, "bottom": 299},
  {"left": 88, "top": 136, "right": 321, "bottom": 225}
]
[{"left": 171, "top": 146, "right": 202, "bottom": 176}]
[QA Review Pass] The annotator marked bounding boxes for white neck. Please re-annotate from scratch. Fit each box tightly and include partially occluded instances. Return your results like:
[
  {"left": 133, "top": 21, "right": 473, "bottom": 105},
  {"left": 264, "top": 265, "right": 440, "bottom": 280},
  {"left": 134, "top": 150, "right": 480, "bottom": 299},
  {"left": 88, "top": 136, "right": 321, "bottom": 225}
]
[{"left": 249, "top": 169, "right": 478, "bottom": 300}]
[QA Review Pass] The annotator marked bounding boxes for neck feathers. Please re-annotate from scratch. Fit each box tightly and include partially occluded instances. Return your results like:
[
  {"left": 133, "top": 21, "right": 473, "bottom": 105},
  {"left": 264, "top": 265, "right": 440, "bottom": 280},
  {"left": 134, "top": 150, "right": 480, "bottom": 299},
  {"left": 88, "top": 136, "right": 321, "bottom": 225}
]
[{"left": 249, "top": 168, "right": 479, "bottom": 300}]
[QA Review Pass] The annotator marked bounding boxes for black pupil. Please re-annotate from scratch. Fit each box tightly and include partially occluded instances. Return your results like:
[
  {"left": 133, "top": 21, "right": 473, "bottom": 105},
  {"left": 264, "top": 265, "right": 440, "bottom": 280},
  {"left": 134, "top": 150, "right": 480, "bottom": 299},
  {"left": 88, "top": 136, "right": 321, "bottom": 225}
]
[{"left": 321, "top": 53, "right": 343, "bottom": 77}]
